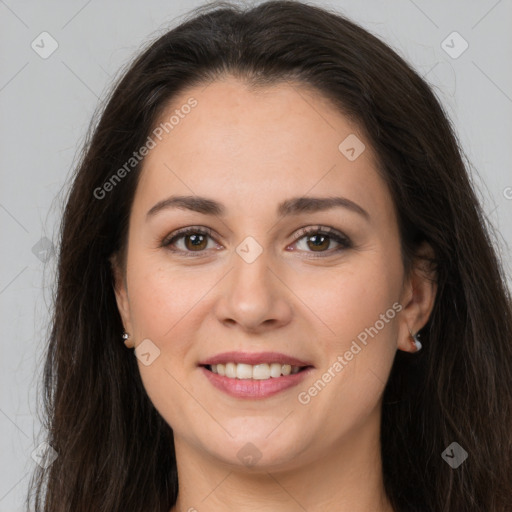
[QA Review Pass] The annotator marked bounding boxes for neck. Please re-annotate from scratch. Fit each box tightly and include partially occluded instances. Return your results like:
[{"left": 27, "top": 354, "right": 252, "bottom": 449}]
[{"left": 169, "top": 405, "right": 394, "bottom": 512}]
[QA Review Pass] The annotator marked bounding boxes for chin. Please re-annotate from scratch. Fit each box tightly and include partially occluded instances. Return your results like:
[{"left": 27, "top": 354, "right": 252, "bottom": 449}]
[{"left": 197, "top": 424, "right": 309, "bottom": 470}]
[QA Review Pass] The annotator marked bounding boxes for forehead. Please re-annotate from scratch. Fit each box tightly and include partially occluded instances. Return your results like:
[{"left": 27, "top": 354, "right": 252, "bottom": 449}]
[{"left": 132, "top": 77, "right": 390, "bottom": 221}]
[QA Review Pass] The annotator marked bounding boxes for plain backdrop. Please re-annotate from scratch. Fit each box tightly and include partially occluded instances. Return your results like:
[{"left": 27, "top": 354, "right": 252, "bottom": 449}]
[{"left": 1, "top": 0, "right": 511, "bottom": 510}]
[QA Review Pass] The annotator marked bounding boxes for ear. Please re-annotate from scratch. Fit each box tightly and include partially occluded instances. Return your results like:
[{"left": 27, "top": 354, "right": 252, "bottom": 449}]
[
  {"left": 109, "top": 252, "right": 134, "bottom": 348},
  {"left": 397, "top": 241, "right": 437, "bottom": 353}
]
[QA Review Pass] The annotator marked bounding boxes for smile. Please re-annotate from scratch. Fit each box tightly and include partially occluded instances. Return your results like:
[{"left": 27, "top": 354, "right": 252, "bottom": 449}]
[
  {"left": 207, "top": 363, "right": 306, "bottom": 380},
  {"left": 207, "top": 362, "right": 306, "bottom": 380},
  {"left": 199, "top": 351, "right": 314, "bottom": 399}
]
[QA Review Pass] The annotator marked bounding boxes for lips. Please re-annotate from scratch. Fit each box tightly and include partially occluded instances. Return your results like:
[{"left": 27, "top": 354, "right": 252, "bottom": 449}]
[
  {"left": 200, "top": 364, "right": 313, "bottom": 399},
  {"left": 198, "top": 351, "right": 314, "bottom": 399}
]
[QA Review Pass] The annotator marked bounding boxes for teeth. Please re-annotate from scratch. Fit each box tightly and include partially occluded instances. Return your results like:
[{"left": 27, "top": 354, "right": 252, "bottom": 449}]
[
  {"left": 236, "top": 363, "right": 253, "bottom": 379},
  {"left": 209, "top": 362, "right": 303, "bottom": 380},
  {"left": 270, "top": 363, "right": 282, "bottom": 378},
  {"left": 225, "top": 362, "right": 237, "bottom": 378}
]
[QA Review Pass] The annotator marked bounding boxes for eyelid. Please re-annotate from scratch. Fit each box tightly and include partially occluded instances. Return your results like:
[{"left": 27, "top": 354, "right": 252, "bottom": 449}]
[
  {"left": 288, "top": 225, "right": 352, "bottom": 256},
  {"left": 291, "top": 225, "right": 350, "bottom": 244},
  {"left": 162, "top": 225, "right": 215, "bottom": 245},
  {"left": 161, "top": 225, "right": 220, "bottom": 257}
]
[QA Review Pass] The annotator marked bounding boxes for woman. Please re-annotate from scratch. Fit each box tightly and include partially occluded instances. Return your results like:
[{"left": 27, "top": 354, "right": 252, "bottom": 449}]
[{"left": 27, "top": 1, "right": 512, "bottom": 511}]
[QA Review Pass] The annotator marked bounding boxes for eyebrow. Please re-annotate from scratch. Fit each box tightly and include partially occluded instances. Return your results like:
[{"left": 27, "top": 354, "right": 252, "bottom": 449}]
[{"left": 146, "top": 195, "right": 370, "bottom": 221}]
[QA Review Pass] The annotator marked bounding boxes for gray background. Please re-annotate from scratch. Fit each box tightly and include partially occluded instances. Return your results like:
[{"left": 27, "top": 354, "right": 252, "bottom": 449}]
[{"left": 1, "top": 0, "right": 511, "bottom": 509}]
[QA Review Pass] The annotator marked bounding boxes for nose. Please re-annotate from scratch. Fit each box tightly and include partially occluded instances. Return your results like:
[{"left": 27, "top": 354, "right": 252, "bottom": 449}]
[{"left": 213, "top": 246, "right": 293, "bottom": 333}]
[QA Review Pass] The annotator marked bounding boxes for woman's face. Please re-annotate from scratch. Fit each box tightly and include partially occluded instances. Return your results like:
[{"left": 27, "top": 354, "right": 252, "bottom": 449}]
[{"left": 113, "top": 76, "right": 433, "bottom": 470}]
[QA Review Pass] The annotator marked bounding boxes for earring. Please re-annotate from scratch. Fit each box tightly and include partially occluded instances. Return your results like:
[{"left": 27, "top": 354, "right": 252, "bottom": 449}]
[
  {"left": 122, "top": 332, "right": 132, "bottom": 348},
  {"left": 409, "top": 329, "right": 422, "bottom": 352}
]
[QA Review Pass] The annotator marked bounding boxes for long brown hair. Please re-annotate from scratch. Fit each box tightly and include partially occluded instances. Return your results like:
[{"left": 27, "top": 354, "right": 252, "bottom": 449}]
[{"left": 27, "top": 1, "right": 512, "bottom": 511}]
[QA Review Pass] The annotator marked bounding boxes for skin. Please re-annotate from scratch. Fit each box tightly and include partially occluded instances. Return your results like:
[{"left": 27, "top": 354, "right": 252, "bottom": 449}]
[{"left": 111, "top": 76, "right": 437, "bottom": 512}]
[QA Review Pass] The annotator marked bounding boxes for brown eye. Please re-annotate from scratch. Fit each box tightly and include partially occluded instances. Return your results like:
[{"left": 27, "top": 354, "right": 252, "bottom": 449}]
[
  {"left": 183, "top": 233, "right": 208, "bottom": 251},
  {"left": 305, "top": 233, "right": 331, "bottom": 251},
  {"left": 292, "top": 226, "right": 352, "bottom": 256},
  {"left": 162, "top": 227, "right": 218, "bottom": 256}
]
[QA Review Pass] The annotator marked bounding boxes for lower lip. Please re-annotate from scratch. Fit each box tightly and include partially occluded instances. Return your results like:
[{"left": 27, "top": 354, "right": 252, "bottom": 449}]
[{"left": 200, "top": 366, "right": 313, "bottom": 399}]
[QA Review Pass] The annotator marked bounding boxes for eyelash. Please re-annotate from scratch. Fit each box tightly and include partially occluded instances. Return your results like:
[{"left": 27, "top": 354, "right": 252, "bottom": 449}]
[{"left": 161, "top": 225, "right": 352, "bottom": 258}]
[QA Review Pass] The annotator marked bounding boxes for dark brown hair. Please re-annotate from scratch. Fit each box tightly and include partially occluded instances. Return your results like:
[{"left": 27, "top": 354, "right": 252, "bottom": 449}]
[{"left": 27, "top": 1, "right": 512, "bottom": 511}]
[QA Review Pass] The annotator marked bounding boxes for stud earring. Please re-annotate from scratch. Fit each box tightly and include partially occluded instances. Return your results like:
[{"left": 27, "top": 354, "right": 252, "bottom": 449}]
[
  {"left": 409, "top": 329, "right": 422, "bottom": 352},
  {"left": 122, "top": 332, "right": 132, "bottom": 348}
]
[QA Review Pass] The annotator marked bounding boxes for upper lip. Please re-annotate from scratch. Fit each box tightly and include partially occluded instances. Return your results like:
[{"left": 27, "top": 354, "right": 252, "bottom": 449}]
[{"left": 199, "top": 351, "right": 313, "bottom": 367}]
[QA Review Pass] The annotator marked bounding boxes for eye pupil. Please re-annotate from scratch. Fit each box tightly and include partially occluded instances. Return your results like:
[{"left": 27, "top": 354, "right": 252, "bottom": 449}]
[
  {"left": 186, "top": 234, "right": 207, "bottom": 250},
  {"left": 307, "top": 234, "right": 330, "bottom": 251}
]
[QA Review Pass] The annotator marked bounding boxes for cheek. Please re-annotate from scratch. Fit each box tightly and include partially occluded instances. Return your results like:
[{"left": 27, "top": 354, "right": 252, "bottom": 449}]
[
  {"left": 296, "top": 253, "right": 402, "bottom": 348},
  {"left": 127, "top": 248, "right": 198, "bottom": 335},
  {"left": 125, "top": 253, "right": 223, "bottom": 373},
  {"left": 125, "top": 259, "right": 208, "bottom": 428},
  {"left": 292, "top": 250, "right": 401, "bottom": 412}
]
